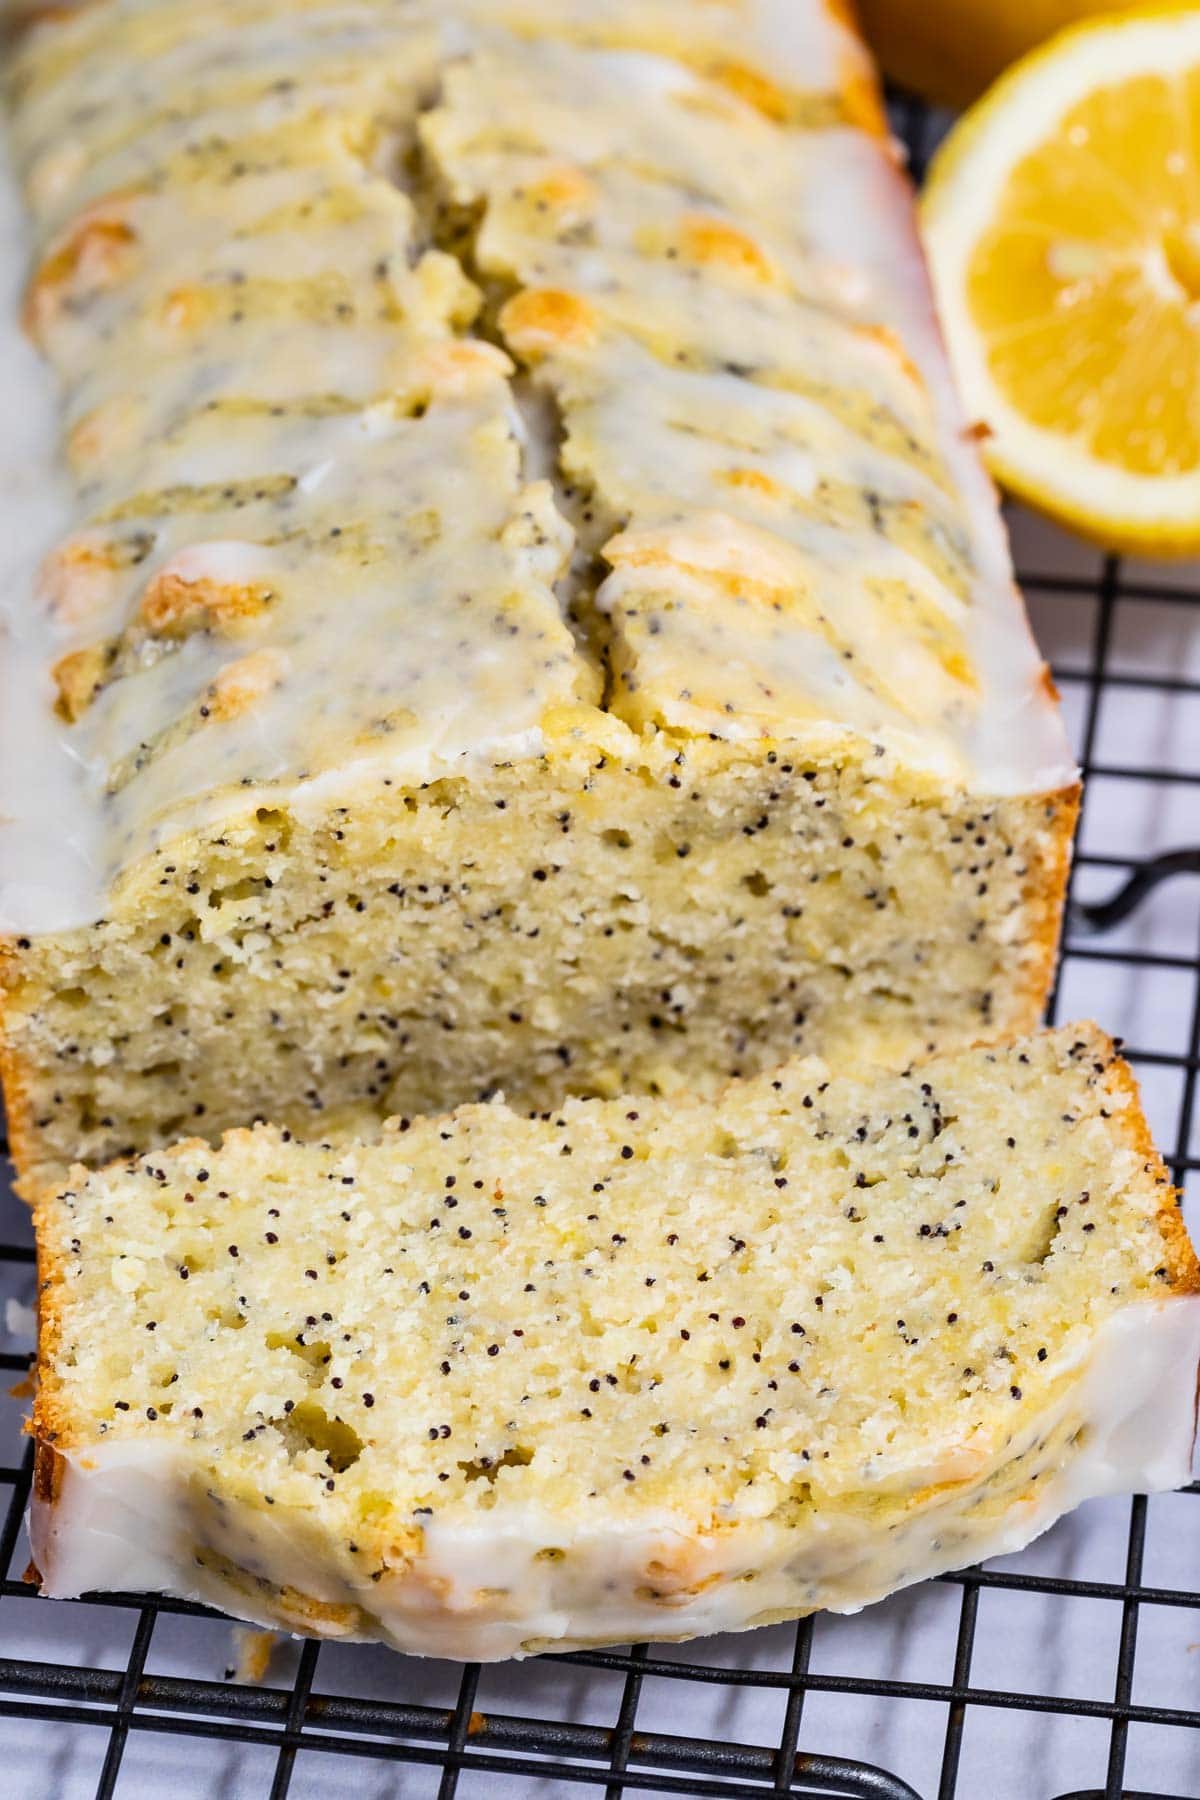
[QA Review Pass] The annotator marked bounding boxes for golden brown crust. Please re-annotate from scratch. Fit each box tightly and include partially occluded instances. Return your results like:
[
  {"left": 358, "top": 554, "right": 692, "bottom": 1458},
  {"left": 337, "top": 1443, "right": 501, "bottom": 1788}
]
[
  {"left": 139, "top": 572, "right": 276, "bottom": 636},
  {"left": 23, "top": 206, "right": 138, "bottom": 344},
  {"left": 51, "top": 643, "right": 112, "bottom": 721},
  {"left": 1016, "top": 781, "right": 1082, "bottom": 1039},
  {"left": 824, "top": 0, "right": 890, "bottom": 140},
  {"left": 0, "top": 950, "right": 48, "bottom": 1205},
  {"left": 33, "top": 1439, "right": 63, "bottom": 1505},
  {"left": 1038, "top": 663, "right": 1063, "bottom": 707},
  {"left": 1090, "top": 1032, "right": 1200, "bottom": 1464},
  {"left": 1105, "top": 1050, "right": 1200, "bottom": 1298},
  {"left": 30, "top": 1176, "right": 68, "bottom": 1457},
  {"left": 675, "top": 216, "right": 779, "bottom": 284},
  {"left": 498, "top": 287, "right": 600, "bottom": 357}
]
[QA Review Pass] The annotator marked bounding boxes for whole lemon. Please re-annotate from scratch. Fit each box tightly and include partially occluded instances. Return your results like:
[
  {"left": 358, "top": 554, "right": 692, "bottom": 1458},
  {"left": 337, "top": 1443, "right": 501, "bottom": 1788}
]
[{"left": 855, "top": 0, "right": 1116, "bottom": 104}]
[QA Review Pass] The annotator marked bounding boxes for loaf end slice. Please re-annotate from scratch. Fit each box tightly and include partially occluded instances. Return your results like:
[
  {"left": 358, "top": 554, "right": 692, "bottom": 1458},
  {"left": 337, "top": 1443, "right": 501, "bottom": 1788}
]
[{"left": 31, "top": 1024, "right": 1200, "bottom": 1659}]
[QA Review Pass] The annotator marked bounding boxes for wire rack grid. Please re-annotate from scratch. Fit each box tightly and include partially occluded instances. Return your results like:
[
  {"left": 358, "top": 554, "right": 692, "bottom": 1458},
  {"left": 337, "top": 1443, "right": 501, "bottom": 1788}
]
[{"left": 1, "top": 98, "right": 1200, "bottom": 1800}]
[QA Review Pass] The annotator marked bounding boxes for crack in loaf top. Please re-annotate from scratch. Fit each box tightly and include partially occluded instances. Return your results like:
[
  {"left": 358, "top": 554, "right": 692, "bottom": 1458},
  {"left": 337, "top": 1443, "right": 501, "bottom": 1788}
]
[{"left": 0, "top": 0, "right": 1074, "bottom": 931}]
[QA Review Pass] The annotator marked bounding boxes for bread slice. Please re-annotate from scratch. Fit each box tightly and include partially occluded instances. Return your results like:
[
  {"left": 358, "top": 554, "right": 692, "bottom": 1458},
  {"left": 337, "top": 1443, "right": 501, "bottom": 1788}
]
[
  {"left": 32, "top": 1023, "right": 1200, "bottom": 1660},
  {"left": 0, "top": 0, "right": 1075, "bottom": 1197}
]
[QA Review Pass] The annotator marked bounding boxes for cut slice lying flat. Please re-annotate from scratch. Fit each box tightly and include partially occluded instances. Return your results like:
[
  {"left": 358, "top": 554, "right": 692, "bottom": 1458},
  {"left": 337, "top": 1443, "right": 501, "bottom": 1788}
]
[
  {"left": 922, "top": 6, "right": 1200, "bottom": 553},
  {"left": 32, "top": 1024, "right": 1200, "bottom": 1660}
]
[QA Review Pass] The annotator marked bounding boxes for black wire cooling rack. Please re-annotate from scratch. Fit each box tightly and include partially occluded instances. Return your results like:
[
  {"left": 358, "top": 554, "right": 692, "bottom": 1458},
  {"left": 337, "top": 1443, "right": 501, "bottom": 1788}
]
[{"left": 0, "top": 97, "right": 1199, "bottom": 1800}]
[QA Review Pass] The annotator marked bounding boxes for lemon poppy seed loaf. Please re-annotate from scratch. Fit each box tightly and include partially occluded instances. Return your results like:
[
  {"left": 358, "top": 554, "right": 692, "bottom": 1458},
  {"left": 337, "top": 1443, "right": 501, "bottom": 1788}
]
[
  {"left": 0, "top": 0, "right": 1076, "bottom": 1196},
  {"left": 32, "top": 1024, "right": 1200, "bottom": 1659}
]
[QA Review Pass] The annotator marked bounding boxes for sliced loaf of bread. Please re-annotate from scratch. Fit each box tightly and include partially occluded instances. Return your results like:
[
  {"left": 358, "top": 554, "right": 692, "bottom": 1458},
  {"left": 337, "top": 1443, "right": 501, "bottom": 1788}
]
[{"left": 1, "top": 0, "right": 1075, "bottom": 1197}]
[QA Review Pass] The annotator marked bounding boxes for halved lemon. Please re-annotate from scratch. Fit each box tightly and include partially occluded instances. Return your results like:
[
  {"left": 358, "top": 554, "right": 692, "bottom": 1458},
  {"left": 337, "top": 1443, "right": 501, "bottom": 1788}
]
[{"left": 922, "top": 5, "right": 1200, "bottom": 555}]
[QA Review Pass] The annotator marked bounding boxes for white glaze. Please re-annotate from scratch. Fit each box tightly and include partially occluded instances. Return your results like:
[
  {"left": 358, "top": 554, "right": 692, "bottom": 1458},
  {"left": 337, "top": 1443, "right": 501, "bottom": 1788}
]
[
  {"left": 0, "top": 0, "right": 1075, "bottom": 936},
  {"left": 32, "top": 1298, "right": 1200, "bottom": 1660},
  {"left": 426, "top": 32, "right": 1075, "bottom": 788}
]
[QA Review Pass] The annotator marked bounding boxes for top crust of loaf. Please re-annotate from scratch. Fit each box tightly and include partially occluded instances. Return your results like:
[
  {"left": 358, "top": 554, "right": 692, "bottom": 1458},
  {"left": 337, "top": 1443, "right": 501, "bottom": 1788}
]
[{"left": 0, "top": 0, "right": 1073, "bottom": 933}]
